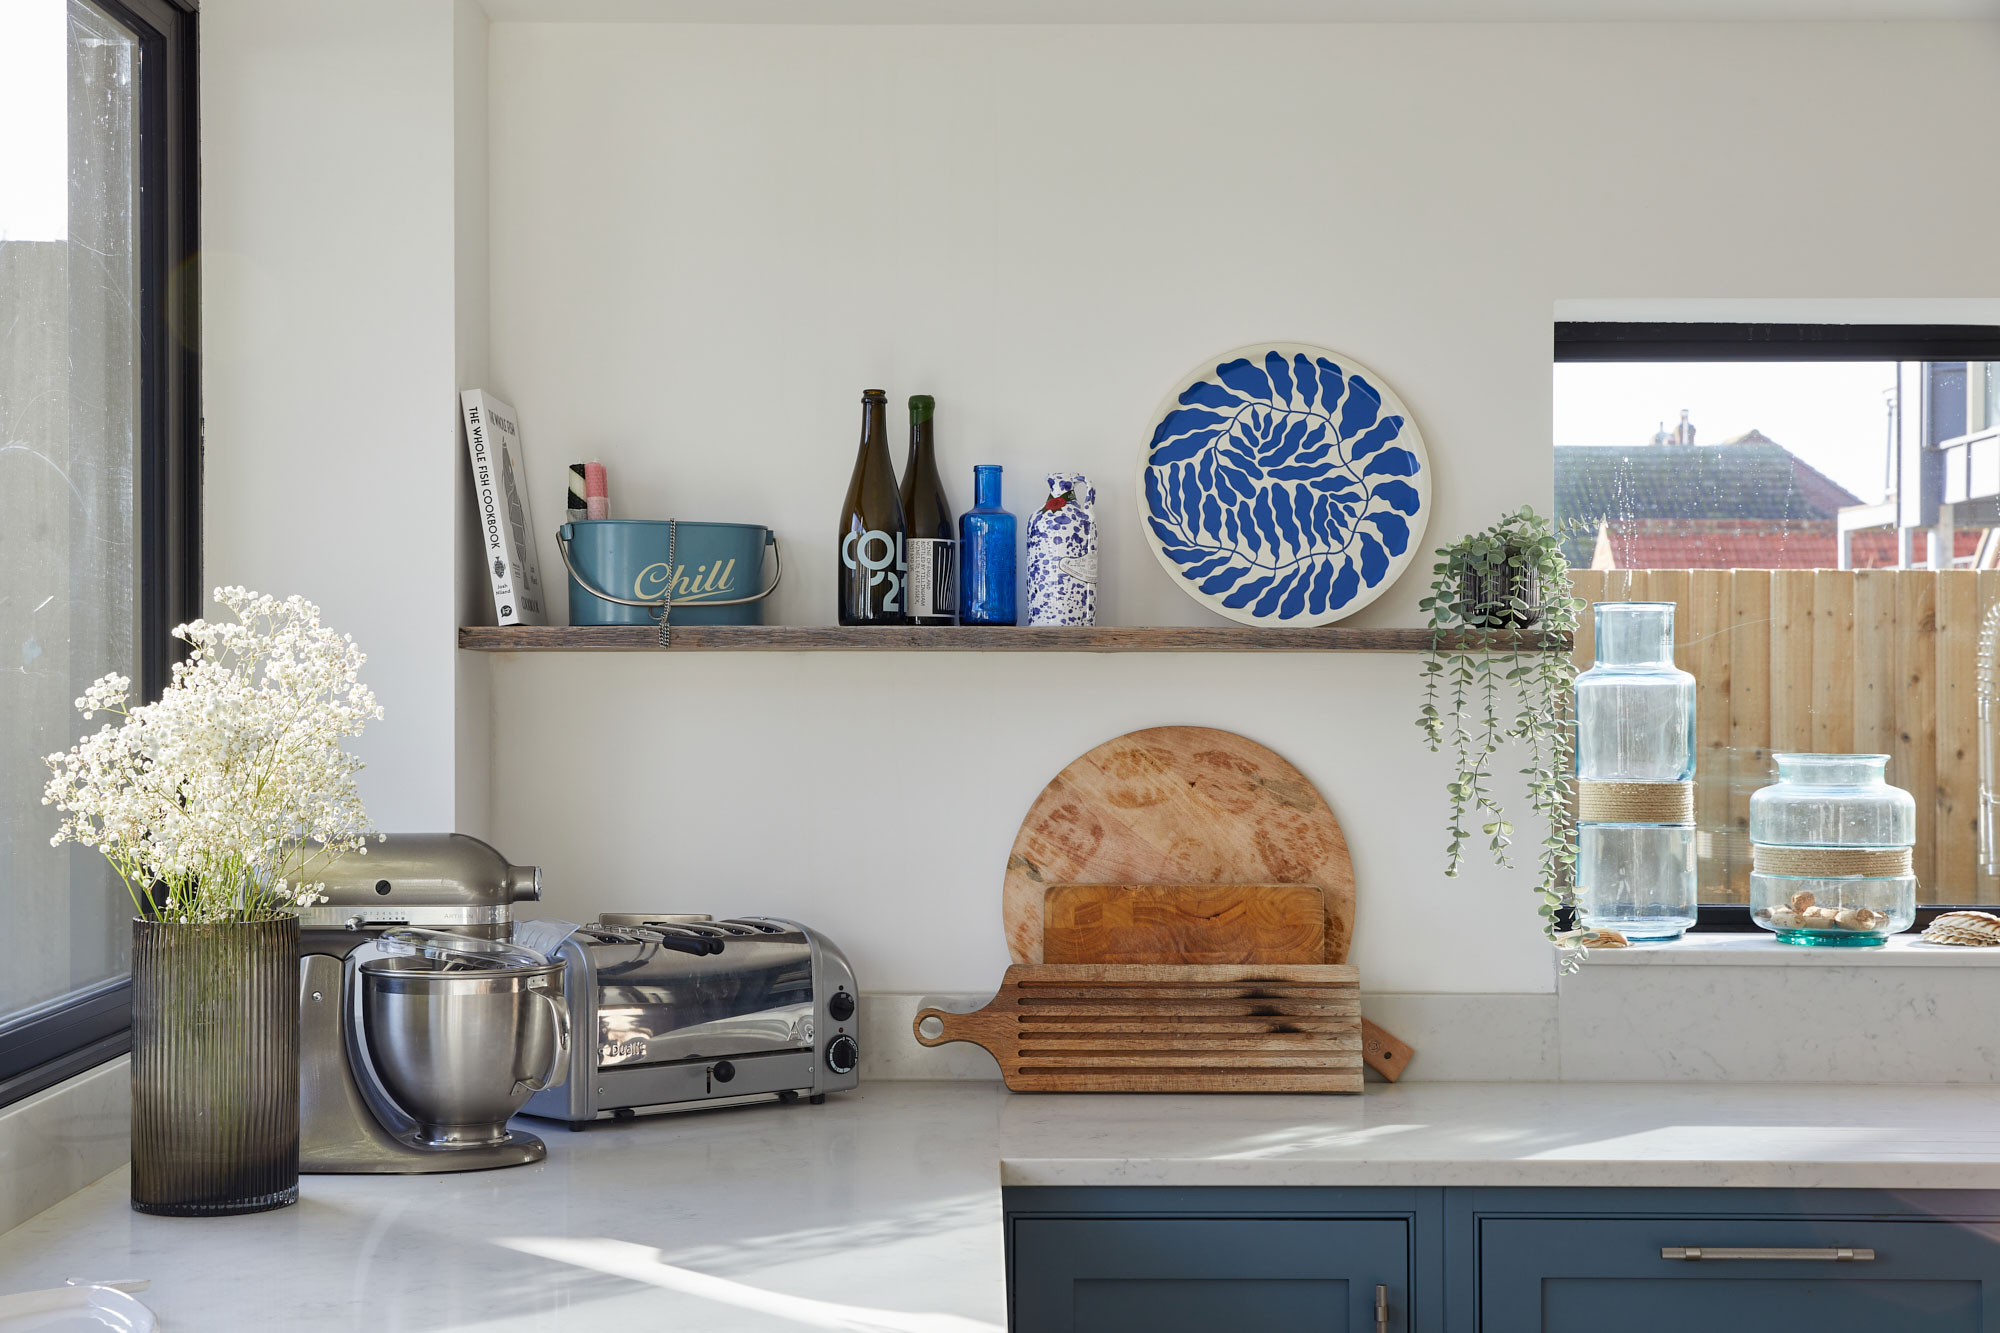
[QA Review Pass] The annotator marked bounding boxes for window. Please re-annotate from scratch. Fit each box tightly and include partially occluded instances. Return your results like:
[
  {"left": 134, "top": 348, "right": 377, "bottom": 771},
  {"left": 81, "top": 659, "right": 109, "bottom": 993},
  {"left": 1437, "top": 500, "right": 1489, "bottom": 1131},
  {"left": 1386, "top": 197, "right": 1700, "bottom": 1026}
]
[
  {"left": 1556, "top": 324, "right": 2000, "bottom": 928},
  {"left": 0, "top": 0, "right": 198, "bottom": 1106}
]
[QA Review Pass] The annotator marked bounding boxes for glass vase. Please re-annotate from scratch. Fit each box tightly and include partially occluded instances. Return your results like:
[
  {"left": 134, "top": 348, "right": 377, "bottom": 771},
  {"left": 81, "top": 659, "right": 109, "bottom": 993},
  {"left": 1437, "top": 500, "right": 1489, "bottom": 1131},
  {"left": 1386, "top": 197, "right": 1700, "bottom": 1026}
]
[
  {"left": 1573, "top": 602, "right": 1698, "bottom": 940},
  {"left": 1749, "top": 754, "right": 1916, "bottom": 946},
  {"left": 130, "top": 916, "right": 300, "bottom": 1216}
]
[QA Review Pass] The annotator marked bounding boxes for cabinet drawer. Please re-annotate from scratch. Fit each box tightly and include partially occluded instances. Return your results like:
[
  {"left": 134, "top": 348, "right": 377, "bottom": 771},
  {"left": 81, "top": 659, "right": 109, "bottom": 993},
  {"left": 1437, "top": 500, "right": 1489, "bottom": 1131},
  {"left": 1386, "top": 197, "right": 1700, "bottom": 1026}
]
[
  {"left": 1013, "top": 1217, "right": 1407, "bottom": 1333},
  {"left": 1480, "top": 1216, "right": 2000, "bottom": 1333}
]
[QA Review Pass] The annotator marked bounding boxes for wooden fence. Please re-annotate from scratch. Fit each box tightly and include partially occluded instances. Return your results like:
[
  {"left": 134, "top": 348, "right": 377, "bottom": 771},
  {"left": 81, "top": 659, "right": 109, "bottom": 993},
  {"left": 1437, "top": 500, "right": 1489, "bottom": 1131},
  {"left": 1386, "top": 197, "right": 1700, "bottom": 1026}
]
[{"left": 1569, "top": 568, "right": 1999, "bottom": 904}]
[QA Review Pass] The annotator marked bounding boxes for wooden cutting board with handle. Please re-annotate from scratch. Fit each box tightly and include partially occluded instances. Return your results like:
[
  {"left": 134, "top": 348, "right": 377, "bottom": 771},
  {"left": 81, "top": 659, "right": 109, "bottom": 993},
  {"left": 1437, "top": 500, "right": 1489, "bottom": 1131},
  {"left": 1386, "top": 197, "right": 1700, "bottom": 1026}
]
[
  {"left": 1004, "top": 727, "right": 1355, "bottom": 965},
  {"left": 912, "top": 964, "right": 1362, "bottom": 1093}
]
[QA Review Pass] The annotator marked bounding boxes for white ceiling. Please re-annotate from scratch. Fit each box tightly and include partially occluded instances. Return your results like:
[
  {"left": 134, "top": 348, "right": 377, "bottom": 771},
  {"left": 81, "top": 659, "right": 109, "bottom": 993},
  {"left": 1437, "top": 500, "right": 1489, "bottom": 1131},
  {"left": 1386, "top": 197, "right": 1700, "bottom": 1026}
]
[{"left": 477, "top": 0, "right": 2000, "bottom": 23}]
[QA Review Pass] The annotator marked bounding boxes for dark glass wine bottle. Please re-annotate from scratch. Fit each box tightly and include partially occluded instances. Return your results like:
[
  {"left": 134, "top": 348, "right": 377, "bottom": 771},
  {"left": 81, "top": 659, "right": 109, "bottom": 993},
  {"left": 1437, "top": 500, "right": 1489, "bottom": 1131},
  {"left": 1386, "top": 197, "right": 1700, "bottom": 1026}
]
[
  {"left": 899, "top": 395, "right": 958, "bottom": 626},
  {"left": 837, "top": 389, "right": 909, "bottom": 625}
]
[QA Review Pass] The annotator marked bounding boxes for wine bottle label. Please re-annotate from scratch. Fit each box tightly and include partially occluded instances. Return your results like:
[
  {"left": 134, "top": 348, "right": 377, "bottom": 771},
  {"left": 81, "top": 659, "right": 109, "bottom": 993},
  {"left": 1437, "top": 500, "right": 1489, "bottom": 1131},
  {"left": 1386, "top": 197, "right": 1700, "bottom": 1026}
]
[
  {"left": 906, "top": 538, "right": 959, "bottom": 620},
  {"left": 841, "top": 527, "right": 905, "bottom": 617}
]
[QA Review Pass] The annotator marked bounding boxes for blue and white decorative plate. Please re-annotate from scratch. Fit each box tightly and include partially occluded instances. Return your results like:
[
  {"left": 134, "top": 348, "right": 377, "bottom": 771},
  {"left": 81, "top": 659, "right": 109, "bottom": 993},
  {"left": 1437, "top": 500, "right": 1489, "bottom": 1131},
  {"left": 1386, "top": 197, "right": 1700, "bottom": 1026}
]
[{"left": 1138, "top": 342, "right": 1431, "bottom": 627}]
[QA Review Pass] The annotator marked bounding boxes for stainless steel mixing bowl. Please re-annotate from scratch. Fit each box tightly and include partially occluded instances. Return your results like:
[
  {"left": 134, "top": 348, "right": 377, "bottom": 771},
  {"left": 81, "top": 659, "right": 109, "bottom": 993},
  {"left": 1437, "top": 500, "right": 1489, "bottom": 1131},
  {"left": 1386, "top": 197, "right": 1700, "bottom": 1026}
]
[{"left": 359, "top": 954, "right": 568, "bottom": 1147}]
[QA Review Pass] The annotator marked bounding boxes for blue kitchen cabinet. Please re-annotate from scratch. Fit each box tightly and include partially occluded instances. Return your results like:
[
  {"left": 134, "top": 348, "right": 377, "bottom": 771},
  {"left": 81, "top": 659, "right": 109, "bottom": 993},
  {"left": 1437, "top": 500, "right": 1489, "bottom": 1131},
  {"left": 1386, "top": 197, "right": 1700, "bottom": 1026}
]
[
  {"left": 1006, "top": 1187, "right": 2000, "bottom": 1333},
  {"left": 1006, "top": 1187, "right": 1438, "bottom": 1333},
  {"left": 1459, "top": 1188, "right": 2000, "bottom": 1333}
]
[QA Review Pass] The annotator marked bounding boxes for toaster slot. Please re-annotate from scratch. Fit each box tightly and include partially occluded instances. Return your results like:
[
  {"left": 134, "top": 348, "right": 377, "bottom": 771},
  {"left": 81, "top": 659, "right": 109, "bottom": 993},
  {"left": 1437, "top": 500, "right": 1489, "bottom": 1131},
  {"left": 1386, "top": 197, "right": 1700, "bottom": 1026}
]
[
  {"left": 623, "top": 924, "right": 724, "bottom": 956},
  {"left": 717, "top": 917, "right": 793, "bottom": 935}
]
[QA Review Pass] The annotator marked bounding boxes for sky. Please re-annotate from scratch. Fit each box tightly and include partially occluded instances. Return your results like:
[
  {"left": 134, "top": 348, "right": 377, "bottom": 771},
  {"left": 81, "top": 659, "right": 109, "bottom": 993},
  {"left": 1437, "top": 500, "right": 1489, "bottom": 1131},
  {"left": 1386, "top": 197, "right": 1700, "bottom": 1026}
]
[
  {"left": 0, "top": 1, "right": 66, "bottom": 243},
  {"left": 1554, "top": 361, "right": 1898, "bottom": 503}
]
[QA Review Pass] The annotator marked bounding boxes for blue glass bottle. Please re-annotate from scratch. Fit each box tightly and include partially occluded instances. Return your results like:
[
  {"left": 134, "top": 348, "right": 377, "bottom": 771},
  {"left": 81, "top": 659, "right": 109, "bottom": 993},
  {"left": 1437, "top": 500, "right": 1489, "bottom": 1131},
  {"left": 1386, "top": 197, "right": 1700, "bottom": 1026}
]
[{"left": 959, "top": 465, "right": 1017, "bottom": 626}]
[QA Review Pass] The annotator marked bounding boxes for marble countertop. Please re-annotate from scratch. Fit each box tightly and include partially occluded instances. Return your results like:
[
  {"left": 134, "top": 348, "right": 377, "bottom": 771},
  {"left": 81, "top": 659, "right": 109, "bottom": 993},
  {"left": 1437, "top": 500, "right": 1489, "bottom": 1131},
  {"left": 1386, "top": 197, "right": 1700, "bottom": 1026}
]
[
  {"left": 1582, "top": 932, "right": 2000, "bottom": 966},
  {"left": 0, "top": 1084, "right": 1013, "bottom": 1333},
  {"left": 11, "top": 1080, "right": 2000, "bottom": 1330},
  {"left": 993, "top": 1080, "right": 2000, "bottom": 1189}
]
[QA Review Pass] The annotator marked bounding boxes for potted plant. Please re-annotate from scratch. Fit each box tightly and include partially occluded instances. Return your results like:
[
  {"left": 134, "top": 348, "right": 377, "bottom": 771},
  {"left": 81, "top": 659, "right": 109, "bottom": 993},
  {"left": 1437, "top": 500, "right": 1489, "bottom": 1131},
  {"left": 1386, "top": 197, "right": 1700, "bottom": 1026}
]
[
  {"left": 43, "top": 588, "right": 380, "bottom": 1215},
  {"left": 1415, "top": 508, "right": 1583, "bottom": 952}
]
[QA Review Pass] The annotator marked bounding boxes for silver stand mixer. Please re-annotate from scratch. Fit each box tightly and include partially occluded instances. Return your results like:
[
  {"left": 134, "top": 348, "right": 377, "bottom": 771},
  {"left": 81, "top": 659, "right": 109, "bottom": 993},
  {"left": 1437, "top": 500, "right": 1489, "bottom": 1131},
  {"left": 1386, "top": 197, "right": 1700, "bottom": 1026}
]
[{"left": 297, "top": 834, "right": 569, "bottom": 1173}]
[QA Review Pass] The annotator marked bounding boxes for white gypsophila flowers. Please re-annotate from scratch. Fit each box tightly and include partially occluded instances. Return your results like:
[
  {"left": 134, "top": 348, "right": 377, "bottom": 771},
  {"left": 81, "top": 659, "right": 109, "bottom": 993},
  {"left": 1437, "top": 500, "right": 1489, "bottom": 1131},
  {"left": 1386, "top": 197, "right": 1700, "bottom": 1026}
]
[{"left": 43, "top": 587, "right": 384, "bottom": 923}]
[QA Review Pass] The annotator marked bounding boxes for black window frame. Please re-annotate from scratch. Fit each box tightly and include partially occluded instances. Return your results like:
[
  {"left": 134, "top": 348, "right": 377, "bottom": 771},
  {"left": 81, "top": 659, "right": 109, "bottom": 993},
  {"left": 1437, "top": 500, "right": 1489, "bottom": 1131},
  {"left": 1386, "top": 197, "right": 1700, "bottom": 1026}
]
[
  {"left": 0, "top": 0, "right": 200, "bottom": 1108},
  {"left": 1557, "top": 321, "right": 2000, "bottom": 932}
]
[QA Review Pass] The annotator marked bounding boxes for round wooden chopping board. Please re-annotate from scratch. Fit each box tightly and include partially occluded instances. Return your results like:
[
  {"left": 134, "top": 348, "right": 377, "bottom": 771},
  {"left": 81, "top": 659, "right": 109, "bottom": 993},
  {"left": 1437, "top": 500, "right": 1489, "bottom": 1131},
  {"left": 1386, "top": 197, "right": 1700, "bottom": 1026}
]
[{"left": 1004, "top": 726, "right": 1355, "bottom": 964}]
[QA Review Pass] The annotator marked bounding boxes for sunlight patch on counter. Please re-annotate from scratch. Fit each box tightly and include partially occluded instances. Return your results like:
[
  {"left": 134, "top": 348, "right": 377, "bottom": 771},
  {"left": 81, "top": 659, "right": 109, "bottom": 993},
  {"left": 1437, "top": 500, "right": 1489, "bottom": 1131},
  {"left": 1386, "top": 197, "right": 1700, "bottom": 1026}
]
[{"left": 498, "top": 1236, "right": 1004, "bottom": 1333}]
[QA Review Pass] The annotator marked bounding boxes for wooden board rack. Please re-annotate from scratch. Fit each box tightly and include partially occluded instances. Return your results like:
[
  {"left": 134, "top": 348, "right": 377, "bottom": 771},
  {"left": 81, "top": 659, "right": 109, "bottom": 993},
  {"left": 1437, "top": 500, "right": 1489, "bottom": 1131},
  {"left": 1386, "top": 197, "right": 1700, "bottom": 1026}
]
[{"left": 913, "top": 963, "right": 1364, "bottom": 1093}]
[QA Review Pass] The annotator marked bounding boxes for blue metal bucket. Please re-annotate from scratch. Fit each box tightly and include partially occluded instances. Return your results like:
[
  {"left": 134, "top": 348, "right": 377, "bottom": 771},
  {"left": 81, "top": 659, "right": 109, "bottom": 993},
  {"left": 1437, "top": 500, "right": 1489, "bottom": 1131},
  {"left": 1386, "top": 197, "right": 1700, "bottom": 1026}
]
[{"left": 558, "top": 520, "right": 781, "bottom": 627}]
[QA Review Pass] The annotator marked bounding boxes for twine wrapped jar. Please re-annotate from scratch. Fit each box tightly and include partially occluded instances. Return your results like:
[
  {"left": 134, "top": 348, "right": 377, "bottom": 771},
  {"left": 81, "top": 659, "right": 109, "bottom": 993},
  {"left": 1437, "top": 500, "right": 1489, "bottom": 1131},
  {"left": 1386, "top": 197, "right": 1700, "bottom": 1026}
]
[
  {"left": 1749, "top": 754, "right": 1916, "bottom": 946},
  {"left": 1573, "top": 602, "right": 1699, "bottom": 941}
]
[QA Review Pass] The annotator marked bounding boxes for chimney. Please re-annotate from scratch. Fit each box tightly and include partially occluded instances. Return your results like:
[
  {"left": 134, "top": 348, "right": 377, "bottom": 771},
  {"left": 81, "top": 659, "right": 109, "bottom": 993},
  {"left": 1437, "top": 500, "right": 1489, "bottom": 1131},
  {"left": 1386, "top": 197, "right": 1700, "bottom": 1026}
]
[{"left": 1674, "top": 408, "right": 1696, "bottom": 447}]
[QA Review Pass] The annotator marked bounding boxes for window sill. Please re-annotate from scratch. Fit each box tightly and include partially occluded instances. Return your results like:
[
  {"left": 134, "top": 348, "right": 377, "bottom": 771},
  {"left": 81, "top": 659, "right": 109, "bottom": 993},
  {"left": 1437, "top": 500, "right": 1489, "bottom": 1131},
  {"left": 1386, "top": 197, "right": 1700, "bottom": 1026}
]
[
  {"left": 1584, "top": 932, "right": 2000, "bottom": 967},
  {"left": 0, "top": 1055, "right": 129, "bottom": 1235}
]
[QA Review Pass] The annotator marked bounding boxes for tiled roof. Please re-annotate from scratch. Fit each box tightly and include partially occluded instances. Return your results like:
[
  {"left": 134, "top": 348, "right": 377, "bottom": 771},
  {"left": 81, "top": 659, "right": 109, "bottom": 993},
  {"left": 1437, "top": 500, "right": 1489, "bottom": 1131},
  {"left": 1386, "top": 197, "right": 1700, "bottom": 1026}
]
[
  {"left": 1592, "top": 519, "right": 1981, "bottom": 570},
  {"left": 1555, "top": 444, "right": 1863, "bottom": 567}
]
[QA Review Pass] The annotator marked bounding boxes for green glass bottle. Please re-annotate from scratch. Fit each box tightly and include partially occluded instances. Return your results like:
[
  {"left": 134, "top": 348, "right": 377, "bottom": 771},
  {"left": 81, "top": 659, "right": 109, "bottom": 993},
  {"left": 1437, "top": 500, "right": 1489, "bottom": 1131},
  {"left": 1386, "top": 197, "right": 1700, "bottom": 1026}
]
[{"left": 899, "top": 395, "right": 958, "bottom": 626}]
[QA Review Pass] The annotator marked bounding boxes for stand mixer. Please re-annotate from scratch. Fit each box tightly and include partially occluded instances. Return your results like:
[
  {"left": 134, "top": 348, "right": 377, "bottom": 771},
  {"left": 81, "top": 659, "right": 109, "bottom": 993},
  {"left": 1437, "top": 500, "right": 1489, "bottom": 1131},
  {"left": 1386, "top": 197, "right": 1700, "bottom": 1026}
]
[{"left": 297, "top": 834, "right": 569, "bottom": 1173}]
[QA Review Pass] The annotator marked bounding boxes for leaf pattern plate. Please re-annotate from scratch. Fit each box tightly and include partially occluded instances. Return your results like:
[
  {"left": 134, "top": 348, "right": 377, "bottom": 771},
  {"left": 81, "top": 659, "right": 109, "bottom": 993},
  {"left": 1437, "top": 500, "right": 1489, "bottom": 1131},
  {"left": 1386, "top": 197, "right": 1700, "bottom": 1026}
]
[{"left": 1137, "top": 342, "right": 1430, "bottom": 626}]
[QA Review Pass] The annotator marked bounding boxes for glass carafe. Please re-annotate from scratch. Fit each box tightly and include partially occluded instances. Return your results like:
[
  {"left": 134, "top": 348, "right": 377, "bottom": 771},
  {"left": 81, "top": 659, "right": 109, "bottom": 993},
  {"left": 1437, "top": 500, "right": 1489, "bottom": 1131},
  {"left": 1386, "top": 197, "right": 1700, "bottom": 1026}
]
[
  {"left": 1749, "top": 754, "right": 1916, "bottom": 946},
  {"left": 1573, "top": 602, "right": 1698, "bottom": 940}
]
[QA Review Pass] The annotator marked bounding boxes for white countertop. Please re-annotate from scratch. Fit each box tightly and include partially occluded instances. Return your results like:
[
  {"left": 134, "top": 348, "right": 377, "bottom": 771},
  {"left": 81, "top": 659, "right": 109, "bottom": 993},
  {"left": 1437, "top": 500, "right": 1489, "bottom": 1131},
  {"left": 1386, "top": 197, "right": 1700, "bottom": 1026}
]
[
  {"left": 993, "top": 1080, "right": 2000, "bottom": 1189},
  {"left": 10, "top": 1080, "right": 2000, "bottom": 1330},
  {"left": 0, "top": 1084, "right": 1012, "bottom": 1333}
]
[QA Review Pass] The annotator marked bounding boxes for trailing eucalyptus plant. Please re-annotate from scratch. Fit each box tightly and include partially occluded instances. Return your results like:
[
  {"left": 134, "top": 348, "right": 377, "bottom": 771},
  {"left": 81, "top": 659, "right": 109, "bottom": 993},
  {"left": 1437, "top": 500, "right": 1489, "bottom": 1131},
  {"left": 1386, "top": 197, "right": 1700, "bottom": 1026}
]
[{"left": 1416, "top": 507, "right": 1583, "bottom": 949}]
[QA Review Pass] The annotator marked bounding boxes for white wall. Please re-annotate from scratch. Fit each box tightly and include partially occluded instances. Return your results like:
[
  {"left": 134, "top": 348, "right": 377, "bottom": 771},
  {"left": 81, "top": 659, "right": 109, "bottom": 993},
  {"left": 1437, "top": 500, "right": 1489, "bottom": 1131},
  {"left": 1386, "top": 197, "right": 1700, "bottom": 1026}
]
[
  {"left": 482, "top": 20, "right": 2000, "bottom": 995},
  {"left": 202, "top": 0, "right": 488, "bottom": 832},
  {"left": 197, "top": 11, "right": 2000, "bottom": 995},
  {"left": 454, "top": 0, "right": 496, "bottom": 839}
]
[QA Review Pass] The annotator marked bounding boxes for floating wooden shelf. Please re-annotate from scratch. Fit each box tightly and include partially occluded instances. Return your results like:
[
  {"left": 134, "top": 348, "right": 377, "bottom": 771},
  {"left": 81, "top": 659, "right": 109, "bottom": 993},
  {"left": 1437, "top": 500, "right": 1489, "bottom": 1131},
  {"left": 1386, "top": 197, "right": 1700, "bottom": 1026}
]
[{"left": 457, "top": 625, "right": 1569, "bottom": 653}]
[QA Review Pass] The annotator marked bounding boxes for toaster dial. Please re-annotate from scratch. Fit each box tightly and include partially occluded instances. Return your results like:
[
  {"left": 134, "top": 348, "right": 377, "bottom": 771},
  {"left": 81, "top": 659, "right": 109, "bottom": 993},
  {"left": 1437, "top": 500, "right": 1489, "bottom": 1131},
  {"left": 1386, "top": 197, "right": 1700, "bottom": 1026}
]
[
  {"left": 827, "top": 990, "right": 856, "bottom": 1022},
  {"left": 825, "top": 1034, "right": 859, "bottom": 1075}
]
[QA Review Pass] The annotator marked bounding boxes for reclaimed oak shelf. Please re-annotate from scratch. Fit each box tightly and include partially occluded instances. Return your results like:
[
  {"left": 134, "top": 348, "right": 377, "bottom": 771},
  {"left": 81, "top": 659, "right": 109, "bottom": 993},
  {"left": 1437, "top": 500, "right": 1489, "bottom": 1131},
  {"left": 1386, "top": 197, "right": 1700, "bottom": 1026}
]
[{"left": 457, "top": 625, "right": 1569, "bottom": 653}]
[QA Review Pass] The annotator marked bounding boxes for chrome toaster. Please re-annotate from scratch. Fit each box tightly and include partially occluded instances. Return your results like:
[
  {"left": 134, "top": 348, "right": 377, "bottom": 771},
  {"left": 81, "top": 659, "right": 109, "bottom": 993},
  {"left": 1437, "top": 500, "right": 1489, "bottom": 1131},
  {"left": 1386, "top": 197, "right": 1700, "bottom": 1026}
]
[{"left": 521, "top": 914, "right": 859, "bottom": 1127}]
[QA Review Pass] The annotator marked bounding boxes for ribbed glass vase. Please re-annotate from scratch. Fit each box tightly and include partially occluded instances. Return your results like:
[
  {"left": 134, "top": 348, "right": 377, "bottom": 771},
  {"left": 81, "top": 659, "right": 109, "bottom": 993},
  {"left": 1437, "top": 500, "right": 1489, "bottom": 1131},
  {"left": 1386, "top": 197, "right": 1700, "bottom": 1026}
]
[{"left": 130, "top": 916, "right": 300, "bottom": 1216}]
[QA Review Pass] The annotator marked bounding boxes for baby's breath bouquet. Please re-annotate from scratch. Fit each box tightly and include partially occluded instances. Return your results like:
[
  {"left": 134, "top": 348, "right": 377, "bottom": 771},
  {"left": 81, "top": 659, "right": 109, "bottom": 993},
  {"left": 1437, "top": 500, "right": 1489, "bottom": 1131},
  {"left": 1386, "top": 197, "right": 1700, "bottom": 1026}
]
[{"left": 44, "top": 587, "right": 383, "bottom": 923}]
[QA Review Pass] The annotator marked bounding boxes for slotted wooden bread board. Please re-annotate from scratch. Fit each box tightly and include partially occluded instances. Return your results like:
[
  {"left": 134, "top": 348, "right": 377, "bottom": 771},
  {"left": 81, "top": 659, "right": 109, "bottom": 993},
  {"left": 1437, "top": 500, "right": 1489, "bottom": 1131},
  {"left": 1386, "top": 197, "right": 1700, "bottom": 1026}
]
[{"left": 913, "top": 964, "right": 1362, "bottom": 1093}]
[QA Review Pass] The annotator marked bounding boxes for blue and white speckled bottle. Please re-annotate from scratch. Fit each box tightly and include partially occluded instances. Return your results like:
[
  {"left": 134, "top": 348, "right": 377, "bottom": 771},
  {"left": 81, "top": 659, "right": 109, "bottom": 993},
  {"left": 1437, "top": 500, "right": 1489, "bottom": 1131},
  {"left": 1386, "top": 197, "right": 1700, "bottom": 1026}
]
[{"left": 1026, "top": 473, "right": 1097, "bottom": 627}]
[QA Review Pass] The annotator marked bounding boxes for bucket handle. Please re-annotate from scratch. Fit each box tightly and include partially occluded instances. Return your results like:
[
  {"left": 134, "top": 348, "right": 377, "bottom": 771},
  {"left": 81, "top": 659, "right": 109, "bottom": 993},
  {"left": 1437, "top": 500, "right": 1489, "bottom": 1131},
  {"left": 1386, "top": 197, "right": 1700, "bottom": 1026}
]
[{"left": 555, "top": 525, "right": 783, "bottom": 646}]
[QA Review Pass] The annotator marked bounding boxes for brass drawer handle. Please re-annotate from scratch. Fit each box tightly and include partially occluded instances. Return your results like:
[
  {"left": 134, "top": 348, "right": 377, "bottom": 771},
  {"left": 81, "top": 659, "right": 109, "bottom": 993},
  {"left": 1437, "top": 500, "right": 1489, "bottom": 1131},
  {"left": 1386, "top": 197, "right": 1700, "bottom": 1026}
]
[
  {"left": 1662, "top": 1246, "right": 1875, "bottom": 1262},
  {"left": 1374, "top": 1283, "right": 1388, "bottom": 1331}
]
